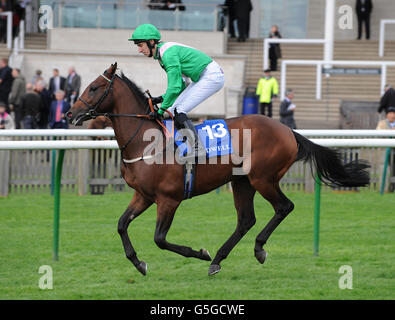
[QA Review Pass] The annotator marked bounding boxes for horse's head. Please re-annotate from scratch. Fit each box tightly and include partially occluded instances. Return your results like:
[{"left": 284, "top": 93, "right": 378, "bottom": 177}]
[{"left": 67, "top": 62, "right": 118, "bottom": 126}]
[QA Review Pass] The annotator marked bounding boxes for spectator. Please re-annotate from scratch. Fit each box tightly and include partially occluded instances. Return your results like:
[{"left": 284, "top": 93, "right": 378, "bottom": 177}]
[
  {"left": 31, "top": 69, "right": 43, "bottom": 85},
  {"left": 0, "top": 0, "right": 12, "bottom": 44},
  {"left": 148, "top": 0, "right": 165, "bottom": 10},
  {"left": 163, "top": 1, "right": 185, "bottom": 11},
  {"left": 48, "top": 90, "right": 70, "bottom": 129},
  {"left": 356, "top": 0, "right": 373, "bottom": 40},
  {"left": 279, "top": 89, "right": 297, "bottom": 129},
  {"left": 64, "top": 66, "right": 81, "bottom": 105},
  {"left": 268, "top": 25, "right": 282, "bottom": 71},
  {"left": 378, "top": 84, "right": 395, "bottom": 114},
  {"left": 16, "top": 0, "right": 29, "bottom": 21},
  {"left": 0, "top": 101, "right": 14, "bottom": 129},
  {"left": 8, "top": 68, "right": 26, "bottom": 129},
  {"left": 376, "top": 107, "right": 395, "bottom": 130},
  {"left": 223, "top": 0, "right": 236, "bottom": 38},
  {"left": 256, "top": 69, "right": 279, "bottom": 118},
  {"left": 20, "top": 83, "right": 42, "bottom": 129},
  {"left": 234, "top": 0, "right": 252, "bottom": 42},
  {"left": 34, "top": 80, "right": 52, "bottom": 129},
  {"left": 12, "top": 1, "right": 23, "bottom": 39},
  {"left": 48, "top": 68, "right": 66, "bottom": 99},
  {"left": 0, "top": 57, "right": 13, "bottom": 112}
]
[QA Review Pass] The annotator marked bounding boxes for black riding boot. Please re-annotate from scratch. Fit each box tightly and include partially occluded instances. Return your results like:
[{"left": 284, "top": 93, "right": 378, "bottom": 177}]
[{"left": 175, "top": 112, "right": 206, "bottom": 160}]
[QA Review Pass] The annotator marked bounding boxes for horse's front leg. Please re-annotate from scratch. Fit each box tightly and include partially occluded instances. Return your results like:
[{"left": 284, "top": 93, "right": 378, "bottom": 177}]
[
  {"left": 118, "top": 191, "right": 153, "bottom": 276},
  {"left": 154, "top": 197, "right": 212, "bottom": 262}
]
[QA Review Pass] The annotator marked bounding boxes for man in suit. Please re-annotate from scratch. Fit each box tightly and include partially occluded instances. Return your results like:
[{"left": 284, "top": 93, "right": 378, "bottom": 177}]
[
  {"left": 49, "top": 90, "right": 71, "bottom": 129},
  {"left": 233, "top": 0, "right": 252, "bottom": 42},
  {"left": 20, "top": 83, "right": 43, "bottom": 129},
  {"left": 48, "top": 68, "right": 66, "bottom": 99},
  {"left": 356, "top": 0, "right": 373, "bottom": 40},
  {"left": 8, "top": 68, "right": 26, "bottom": 129},
  {"left": 64, "top": 66, "right": 81, "bottom": 105},
  {"left": 378, "top": 84, "right": 395, "bottom": 114},
  {"left": 0, "top": 58, "right": 13, "bottom": 112},
  {"left": 35, "top": 80, "right": 52, "bottom": 129},
  {"left": 279, "top": 89, "right": 297, "bottom": 129},
  {"left": 223, "top": 0, "right": 236, "bottom": 38}
]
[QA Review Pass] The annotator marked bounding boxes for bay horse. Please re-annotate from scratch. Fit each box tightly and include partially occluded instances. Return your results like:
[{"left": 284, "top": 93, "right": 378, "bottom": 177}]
[{"left": 67, "top": 63, "right": 370, "bottom": 276}]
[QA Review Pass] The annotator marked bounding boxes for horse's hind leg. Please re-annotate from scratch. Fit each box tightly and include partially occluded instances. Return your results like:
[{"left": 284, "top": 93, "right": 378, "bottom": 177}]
[
  {"left": 251, "top": 181, "right": 294, "bottom": 264},
  {"left": 154, "top": 197, "right": 212, "bottom": 261},
  {"left": 209, "top": 177, "right": 256, "bottom": 276},
  {"left": 118, "top": 191, "right": 153, "bottom": 276}
]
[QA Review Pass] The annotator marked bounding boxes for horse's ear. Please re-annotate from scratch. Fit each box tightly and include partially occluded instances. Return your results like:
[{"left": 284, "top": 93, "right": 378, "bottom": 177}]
[{"left": 109, "top": 62, "right": 117, "bottom": 75}]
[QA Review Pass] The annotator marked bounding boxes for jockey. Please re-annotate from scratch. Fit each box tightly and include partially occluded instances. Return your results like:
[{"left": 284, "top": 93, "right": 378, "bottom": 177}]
[{"left": 128, "top": 23, "right": 225, "bottom": 160}]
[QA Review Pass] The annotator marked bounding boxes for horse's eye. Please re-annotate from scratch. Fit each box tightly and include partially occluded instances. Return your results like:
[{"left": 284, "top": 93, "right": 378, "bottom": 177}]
[{"left": 90, "top": 86, "right": 97, "bottom": 92}]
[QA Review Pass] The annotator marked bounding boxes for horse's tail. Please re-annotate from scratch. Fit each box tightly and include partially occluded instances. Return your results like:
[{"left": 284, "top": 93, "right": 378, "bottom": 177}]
[{"left": 292, "top": 131, "right": 370, "bottom": 188}]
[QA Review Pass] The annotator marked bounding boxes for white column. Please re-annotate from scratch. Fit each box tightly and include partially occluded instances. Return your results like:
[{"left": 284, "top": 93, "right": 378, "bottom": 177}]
[
  {"left": 280, "top": 60, "right": 287, "bottom": 100},
  {"left": 324, "top": 0, "right": 335, "bottom": 67}
]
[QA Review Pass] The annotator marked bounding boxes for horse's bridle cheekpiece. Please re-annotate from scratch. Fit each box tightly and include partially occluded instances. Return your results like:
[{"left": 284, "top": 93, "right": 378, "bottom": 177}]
[{"left": 78, "top": 73, "right": 116, "bottom": 119}]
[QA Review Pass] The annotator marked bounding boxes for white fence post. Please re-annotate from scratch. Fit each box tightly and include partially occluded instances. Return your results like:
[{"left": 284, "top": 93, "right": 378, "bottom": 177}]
[
  {"left": 324, "top": 0, "right": 335, "bottom": 67},
  {"left": 316, "top": 63, "right": 322, "bottom": 100},
  {"left": 379, "top": 19, "right": 395, "bottom": 57}
]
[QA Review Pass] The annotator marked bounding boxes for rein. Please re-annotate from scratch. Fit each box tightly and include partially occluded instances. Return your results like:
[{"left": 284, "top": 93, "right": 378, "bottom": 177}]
[{"left": 78, "top": 72, "right": 174, "bottom": 163}]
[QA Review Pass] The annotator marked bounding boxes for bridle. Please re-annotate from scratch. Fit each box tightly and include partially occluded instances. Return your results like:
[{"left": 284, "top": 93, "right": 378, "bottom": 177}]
[{"left": 74, "top": 71, "right": 174, "bottom": 163}]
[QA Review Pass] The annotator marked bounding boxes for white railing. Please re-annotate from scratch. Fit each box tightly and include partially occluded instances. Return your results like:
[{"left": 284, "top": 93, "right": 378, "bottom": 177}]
[
  {"left": 263, "top": 38, "right": 325, "bottom": 70},
  {"left": 379, "top": 19, "right": 395, "bottom": 57},
  {"left": 1, "top": 130, "right": 395, "bottom": 149},
  {"left": 2, "top": 129, "right": 395, "bottom": 137},
  {"left": 280, "top": 59, "right": 395, "bottom": 100},
  {"left": 0, "top": 11, "right": 13, "bottom": 49},
  {"left": 2, "top": 139, "right": 395, "bottom": 150}
]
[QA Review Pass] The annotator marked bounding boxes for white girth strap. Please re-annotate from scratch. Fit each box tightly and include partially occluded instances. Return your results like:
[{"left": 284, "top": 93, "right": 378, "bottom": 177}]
[{"left": 123, "top": 155, "right": 155, "bottom": 164}]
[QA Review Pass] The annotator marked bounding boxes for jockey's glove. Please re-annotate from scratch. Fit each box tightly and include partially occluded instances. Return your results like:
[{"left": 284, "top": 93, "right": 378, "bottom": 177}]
[
  {"left": 149, "top": 110, "right": 163, "bottom": 121},
  {"left": 151, "top": 95, "right": 164, "bottom": 105}
]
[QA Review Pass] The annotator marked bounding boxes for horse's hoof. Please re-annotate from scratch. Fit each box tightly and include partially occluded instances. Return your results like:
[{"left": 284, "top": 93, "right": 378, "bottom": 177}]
[
  {"left": 200, "top": 248, "right": 212, "bottom": 261},
  {"left": 255, "top": 249, "right": 268, "bottom": 264},
  {"left": 137, "top": 261, "right": 147, "bottom": 276},
  {"left": 208, "top": 264, "right": 221, "bottom": 276}
]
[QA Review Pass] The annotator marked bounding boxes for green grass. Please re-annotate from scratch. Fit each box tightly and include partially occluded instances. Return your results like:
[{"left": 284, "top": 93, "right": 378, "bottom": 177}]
[{"left": 0, "top": 189, "right": 394, "bottom": 300}]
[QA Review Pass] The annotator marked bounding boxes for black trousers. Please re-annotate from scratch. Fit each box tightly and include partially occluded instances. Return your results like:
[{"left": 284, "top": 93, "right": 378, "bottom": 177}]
[
  {"left": 237, "top": 17, "right": 249, "bottom": 41},
  {"left": 260, "top": 102, "right": 272, "bottom": 118},
  {"left": 14, "top": 105, "right": 23, "bottom": 129},
  {"left": 357, "top": 14, "right": 370, "bottom": 39}
]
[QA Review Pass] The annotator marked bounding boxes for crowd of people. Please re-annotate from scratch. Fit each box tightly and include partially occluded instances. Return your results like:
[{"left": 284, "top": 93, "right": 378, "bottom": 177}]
[{"left": 0, "top": 58, "right": 81, "bottom": 130}]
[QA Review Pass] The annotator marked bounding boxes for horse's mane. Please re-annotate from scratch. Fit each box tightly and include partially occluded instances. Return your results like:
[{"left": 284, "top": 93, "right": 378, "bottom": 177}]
[{"left": 116, "top": 72, "right": 149, "bottom": 109}]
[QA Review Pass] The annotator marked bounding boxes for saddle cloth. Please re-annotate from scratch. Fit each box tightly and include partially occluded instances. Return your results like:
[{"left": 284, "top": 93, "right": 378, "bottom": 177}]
[{"left": 163, "top": 119, "right": 233, "bottom": 158}]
